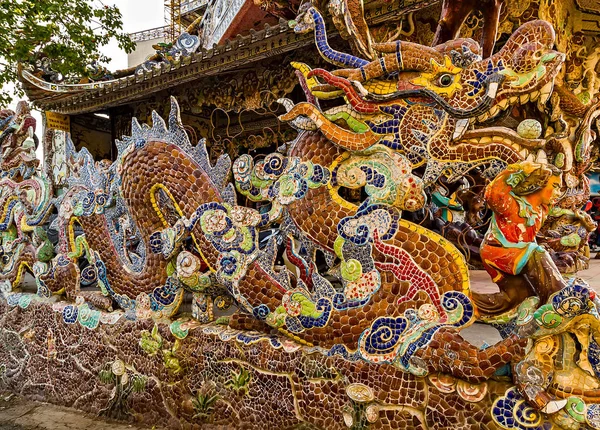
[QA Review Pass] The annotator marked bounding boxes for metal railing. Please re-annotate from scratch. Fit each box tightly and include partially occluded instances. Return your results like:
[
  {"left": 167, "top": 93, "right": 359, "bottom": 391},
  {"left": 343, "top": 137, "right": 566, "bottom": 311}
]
[
  {"left": 130, "top": 0, "right": 208, "bottom": 42},
  {"left": 130, "top": 26, "right": 169, "bottom": 42},
  {"left": 181, "top": 0, "right": 208, "bottom": 14}
]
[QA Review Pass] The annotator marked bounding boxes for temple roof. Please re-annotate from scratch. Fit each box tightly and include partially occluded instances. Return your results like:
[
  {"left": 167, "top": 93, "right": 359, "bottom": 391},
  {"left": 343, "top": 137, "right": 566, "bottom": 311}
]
[{"left": 20, "top": 0, "right": 439, "bottom": 115}]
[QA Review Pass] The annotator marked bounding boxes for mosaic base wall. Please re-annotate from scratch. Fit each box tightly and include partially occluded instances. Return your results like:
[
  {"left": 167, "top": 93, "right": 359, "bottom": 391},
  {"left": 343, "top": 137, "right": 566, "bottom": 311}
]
[{"left": 0, "top": 299, "right": 511, "bottom": 430}]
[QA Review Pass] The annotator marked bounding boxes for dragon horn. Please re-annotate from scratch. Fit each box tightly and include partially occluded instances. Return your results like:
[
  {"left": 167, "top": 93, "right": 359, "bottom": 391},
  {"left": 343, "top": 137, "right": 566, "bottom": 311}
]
[
  {"left": 347, "top": 41, "right": 446, "bottom": 82},
  {"left": 498, "top": 20, "right": 556, "bottom": 57},
  {"left": 305, "top": 7, "right": 369, "bottom": 69}
]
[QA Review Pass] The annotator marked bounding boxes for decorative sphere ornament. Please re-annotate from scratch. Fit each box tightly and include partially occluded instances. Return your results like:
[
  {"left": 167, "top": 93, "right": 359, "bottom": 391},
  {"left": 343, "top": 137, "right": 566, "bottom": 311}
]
[
  {"left": 517, "top": 119, "right": 543, "bottom": 139},
  {"left": 346, "top": 383, "right": 375, "bottom": 402}
]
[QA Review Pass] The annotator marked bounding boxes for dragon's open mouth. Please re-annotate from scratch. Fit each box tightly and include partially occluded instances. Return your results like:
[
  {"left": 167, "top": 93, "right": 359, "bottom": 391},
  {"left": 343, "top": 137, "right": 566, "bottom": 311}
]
[
  {"left": 458, "top": 127, "right": 545, "bottom": 157},
  {"left": 474, "top": 80, "right": 555, "bottom": 123},
  {"left": 450, "top": 77, "right": 558, "bottom": 163}
]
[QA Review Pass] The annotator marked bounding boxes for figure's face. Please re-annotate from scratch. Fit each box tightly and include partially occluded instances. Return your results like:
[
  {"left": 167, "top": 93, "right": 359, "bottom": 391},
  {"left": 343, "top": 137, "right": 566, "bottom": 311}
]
[{"left": 540, "top": 175, "right": 563, "bottom": 205}]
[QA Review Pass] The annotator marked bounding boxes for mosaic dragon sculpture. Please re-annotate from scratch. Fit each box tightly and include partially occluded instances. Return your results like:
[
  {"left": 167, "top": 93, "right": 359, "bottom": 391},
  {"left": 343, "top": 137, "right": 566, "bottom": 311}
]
[{"left": 2, "top": 4, "right": 600, "bottom": 430}]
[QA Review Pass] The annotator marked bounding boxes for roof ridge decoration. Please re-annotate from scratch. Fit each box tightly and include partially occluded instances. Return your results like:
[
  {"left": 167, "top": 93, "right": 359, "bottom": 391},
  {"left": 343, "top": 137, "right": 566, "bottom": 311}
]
[
  {"left": 21, "top": 18, "right": 291, "bottom": 92},
  {"left": 20, "top": 0, "right": 439, "bottom": 114}
]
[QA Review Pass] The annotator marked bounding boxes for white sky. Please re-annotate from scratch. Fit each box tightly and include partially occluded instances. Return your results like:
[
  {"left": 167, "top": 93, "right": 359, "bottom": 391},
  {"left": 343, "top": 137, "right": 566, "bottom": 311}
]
[{"left": 102, "top": 0, "right": 165, "bottom": 71}]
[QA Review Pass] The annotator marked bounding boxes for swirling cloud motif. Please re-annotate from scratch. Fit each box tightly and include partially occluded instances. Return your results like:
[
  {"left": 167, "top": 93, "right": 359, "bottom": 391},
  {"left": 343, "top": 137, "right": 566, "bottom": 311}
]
[
  {"left": 337, "top": 201, "right": 399, "bottom": 246},
  {"left": 295, "top": 297, "right": 333, "bottom": 330},
  {"left": 216, "top": 249, "right": 253, "bottom": 288},
  {"left": 551, "top": 282, "right": 593, "bottom": 318},
  {"left": 150, "top": 278, "right": 182, "bottom": 309},
  {"left": 441, "top": 291, "right": 475, "bottom": 327},
  {"left": 491, "top": 387, "right": 544, "bottom": 430},
  {"left": 269, "top": 158, "right": 329, "bottom": 205},
  {"left": 76, "top": 303, "right": 101, "bottom": 330},
  {"left": 332, "top": 146, "right": 425, "bottom": 211},
  {"left": 358, "top": 291, "right": 474, "bottom": 368},
  {"left": 534, "top": 282, "right": 594, "bottom": 329},
  {"left": 62, "top": 304, "right": 78, "bottom": 324},
  {"left": 191, "top": 202, "right": 258, "bottom": 255},
  {"left": 233, "top": 153, "right": 330, "bottom": 206},
  {"left": 358, "top": 315, "right": 409, "bottom": 363},
  {"left": 265, "top": 289, "right": 333, "bottom": 333}
]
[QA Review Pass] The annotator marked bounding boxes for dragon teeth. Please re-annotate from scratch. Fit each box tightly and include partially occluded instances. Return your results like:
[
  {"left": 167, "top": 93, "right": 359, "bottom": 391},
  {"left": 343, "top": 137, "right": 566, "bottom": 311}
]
[
  {"left": 496, "top": 99, "right": 509, "bottom": 110},
  {"left": 477, "top": 112, "right": 490, "bottom": 122},
  {"left": 520, "top": 93, "right": 530, "bottom": 104},
  {"left": 537, "top": 81, "right": 554, "bottom": 105},
  {"left": 488, "top": 106, "right": 500, "bottom": 118},
  {"left": 540, "top": 81, "right": 554, "bottom": 96},
  {"left": 542, "top": 399, "right": 568, "bottom": 415},
  {"left": 535, "top": 150, "right": 548, "bottom": 163},
  {"left": 487, "top": 82, "right": 499, "bottom": 98},
  {"left": 539, "top": 92, "right": 551, "bottom": 105},
  {"left": 519, "top": 149, "right": 529, "bottom": 158}
]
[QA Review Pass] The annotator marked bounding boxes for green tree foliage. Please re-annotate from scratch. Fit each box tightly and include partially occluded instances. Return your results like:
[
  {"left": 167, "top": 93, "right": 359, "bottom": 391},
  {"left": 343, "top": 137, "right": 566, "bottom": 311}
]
[{"left": 0, "top": 0, "right": 135, "bottom": 104}]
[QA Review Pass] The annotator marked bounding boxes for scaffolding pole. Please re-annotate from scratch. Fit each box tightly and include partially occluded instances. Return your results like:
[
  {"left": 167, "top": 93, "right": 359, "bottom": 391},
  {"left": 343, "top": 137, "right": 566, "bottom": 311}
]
[{"left": 165, "top": 0, "right": 182, "bottom": 42}]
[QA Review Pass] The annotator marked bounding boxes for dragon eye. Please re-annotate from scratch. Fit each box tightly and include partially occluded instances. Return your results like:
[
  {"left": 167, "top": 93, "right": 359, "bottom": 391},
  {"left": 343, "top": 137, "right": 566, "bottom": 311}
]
[{"left": 438, "top": 74, "right": 453, "bottom": 87}]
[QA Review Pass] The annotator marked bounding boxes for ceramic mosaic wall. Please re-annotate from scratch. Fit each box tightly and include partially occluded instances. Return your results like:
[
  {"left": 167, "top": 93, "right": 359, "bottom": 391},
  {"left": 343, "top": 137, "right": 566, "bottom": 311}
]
[{"left": 3, "top": 1, "right": 600, "bottom": 429}]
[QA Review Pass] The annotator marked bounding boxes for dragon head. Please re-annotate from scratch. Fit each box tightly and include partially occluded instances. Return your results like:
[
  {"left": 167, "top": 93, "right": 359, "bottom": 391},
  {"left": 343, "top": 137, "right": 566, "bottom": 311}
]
[
  {"left": 401, "top": 20, "right": 564, "bottom": 123},
  {"left": 466, "top": 20, "right": 564, "bottom": 122},
  {"left": 293, "top": 2, "right": 315, "bottom": 34},
  {"left": 348, "top": 20, "right": 563, "bottom": 126}
]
